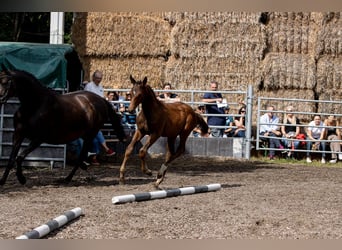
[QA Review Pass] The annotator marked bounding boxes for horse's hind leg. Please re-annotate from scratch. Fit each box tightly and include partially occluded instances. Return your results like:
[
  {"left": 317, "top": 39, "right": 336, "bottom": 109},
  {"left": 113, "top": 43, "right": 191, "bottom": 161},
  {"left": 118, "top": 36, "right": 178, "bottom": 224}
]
[
  {"left": 64, "top": 138, "right": 92, "bottom": 183},
  {"left": 155, "top": 133, "right": 190, "bottom": 188}
]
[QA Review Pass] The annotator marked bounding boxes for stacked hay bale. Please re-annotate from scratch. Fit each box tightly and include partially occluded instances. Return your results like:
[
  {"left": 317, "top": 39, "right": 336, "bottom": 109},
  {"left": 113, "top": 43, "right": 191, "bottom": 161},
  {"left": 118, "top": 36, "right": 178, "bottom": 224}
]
[
  {"left": 72, "top": 12, "right": 265, "bottom": 115},
  {"left": 314, "top": 12, "right": 342, "bottom": 116},
  {"left": 71, "top": 12, "right": 341, "bottom": 124},
  {"left": 71, "top": 12, "right": 171, "bottom": 88},
  {"left": 258, "top": 12, "right": 317, "bottom": 123}
]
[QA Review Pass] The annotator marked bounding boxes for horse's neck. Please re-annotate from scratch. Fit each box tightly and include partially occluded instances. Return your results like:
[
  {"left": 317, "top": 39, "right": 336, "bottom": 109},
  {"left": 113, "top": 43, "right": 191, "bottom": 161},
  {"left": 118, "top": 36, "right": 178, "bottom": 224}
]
[
  {"left": 16, "top": 79, "right": 50, "bottom": 107},
  {"left": 141, "top": 95, "right": 163, "bottom": 118}
]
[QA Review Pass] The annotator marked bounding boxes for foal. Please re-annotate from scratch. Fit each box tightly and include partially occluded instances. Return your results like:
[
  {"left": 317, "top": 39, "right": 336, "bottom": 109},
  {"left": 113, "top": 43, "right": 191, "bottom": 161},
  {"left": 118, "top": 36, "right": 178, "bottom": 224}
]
[{"left": 119, "top": 75, "right": 208, "bottom": 188}]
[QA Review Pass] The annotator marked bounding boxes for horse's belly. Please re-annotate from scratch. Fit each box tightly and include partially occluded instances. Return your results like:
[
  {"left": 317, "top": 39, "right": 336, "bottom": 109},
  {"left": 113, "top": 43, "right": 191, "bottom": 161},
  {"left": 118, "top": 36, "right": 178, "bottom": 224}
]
[{"left": 27, "top": 128, "right": 86, "bottom": 145}]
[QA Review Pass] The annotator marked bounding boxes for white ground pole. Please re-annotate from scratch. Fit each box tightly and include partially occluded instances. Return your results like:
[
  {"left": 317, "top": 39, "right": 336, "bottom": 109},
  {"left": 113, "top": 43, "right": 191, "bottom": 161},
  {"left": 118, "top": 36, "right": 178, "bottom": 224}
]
[
  {"left": 16, "top": 207, "right": 82, "bottom": 239},
  {"left": 112, "top": 183, "right": 222, "bottom": 204}
]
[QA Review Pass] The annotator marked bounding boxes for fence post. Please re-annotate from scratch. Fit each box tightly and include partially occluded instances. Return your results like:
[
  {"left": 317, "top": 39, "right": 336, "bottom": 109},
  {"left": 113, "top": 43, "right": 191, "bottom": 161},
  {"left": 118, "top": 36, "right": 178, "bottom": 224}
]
[{"left": 245, "top": 85, "right": 253, "bottom": 160}]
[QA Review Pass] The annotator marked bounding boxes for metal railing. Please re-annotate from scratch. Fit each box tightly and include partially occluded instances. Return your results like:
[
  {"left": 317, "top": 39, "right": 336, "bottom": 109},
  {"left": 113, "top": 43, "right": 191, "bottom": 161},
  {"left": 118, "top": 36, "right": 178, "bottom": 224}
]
[
  {"left": 104, "top": 86, "right": 252, "bottom": 159},
  {"left": 256, "top": 97, "right": 342, "bottom": 158}
]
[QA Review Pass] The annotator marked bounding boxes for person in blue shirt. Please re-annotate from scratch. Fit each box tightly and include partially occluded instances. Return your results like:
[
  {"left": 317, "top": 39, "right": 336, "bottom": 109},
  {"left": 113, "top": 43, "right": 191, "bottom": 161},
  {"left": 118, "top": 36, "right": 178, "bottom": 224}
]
[{"left": 202, "top": 81, "right": 226, "bottom": 137}]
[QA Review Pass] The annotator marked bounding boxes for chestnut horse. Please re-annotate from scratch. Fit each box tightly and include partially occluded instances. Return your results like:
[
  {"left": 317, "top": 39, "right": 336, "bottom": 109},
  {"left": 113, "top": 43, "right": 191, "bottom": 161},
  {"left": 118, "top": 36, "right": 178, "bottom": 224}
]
[
  {"left": 0, "top": 66, "right": 125, "bottom": 185},
  {"left": 119, "top": 75, "right": 209, "bottom": 188}
]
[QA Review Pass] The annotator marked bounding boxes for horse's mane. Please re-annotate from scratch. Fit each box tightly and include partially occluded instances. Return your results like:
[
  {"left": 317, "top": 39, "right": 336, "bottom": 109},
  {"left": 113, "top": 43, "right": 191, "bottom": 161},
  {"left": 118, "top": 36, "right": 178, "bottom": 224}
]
[
  {"left": 13, "top": 69, "right": 60, "bottom": 95},
  {"left": 145, "top": 84, "right": 161, "bottom": 103}
]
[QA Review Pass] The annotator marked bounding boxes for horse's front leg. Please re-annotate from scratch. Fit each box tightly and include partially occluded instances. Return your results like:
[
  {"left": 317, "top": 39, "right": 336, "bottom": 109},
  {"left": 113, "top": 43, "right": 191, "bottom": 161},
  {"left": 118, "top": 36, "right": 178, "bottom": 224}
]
[
  {"left": 138, "top": 133, "right": 161, "bottom": 177},
  {"left": 15, "top": 140, "right": 42, "bottom": 184},
  {"left": 120, "top": 130, "right": 144, "bottom": 184},
  {"left": 0, "top": 137, "right": 24, "bottom": 185}
]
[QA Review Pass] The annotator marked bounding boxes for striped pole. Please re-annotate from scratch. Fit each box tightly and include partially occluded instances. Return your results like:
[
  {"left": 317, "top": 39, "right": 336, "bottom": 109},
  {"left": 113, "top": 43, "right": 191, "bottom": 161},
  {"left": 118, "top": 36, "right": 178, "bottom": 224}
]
[
  {"left": 16, "top": 207, "right": 83, "bottom": 239},
  {"left": 112, "top": 183, "right": 221, "bottom": 204}
]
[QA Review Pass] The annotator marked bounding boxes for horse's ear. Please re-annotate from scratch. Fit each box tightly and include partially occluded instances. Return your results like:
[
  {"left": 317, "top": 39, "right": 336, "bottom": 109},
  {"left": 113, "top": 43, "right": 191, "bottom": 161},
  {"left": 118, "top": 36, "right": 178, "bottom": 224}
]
[
  {"left": 142, "top": 77, "right": 147, "bottom": 85},
  {"left": 130, "top": 75, "right": 136, "bottom": 84}
]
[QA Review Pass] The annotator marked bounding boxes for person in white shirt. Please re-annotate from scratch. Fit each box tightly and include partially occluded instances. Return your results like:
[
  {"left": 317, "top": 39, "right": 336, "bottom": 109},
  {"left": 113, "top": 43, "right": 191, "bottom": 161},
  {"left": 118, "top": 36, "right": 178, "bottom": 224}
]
[
  {"left": 259, "top": 105, "right": 284, "bottom": 160},
  {"left": 84, "top": 70, "right": 116, "bottom": 165},
  {"left": 306, "top": 115, "right": 326, "bottom": 164}
]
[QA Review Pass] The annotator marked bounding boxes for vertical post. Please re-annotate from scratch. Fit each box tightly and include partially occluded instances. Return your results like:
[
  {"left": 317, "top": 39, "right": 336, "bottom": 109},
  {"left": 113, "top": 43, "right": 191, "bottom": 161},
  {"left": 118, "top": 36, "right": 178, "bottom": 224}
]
[
  {"left": 50, "top": 12, "right": 64, "bottom": 44},
  {"left": 245, "top": 85, "right": 253, "bottom": 160}
]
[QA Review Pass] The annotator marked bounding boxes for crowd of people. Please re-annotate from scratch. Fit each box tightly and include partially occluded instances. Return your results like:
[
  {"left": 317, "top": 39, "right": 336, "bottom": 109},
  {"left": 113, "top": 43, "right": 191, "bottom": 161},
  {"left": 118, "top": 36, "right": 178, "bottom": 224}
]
[
  {"left": 81, "top": 71, "right": 342, "bottom": 165},
  {"left": 259, "top": 105, "right": 342, "bottom": 164}
]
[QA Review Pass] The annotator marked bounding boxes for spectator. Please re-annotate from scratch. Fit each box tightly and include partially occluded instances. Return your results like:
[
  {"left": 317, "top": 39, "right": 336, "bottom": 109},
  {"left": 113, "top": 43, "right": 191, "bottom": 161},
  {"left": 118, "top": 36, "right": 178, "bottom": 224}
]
[
  {"left": 106, "top": 91, "right": 121, "bottom": 111},
  {"left": 157, "top": 83, "right": 180, "bottom": 102},
  {"left": 306, "top": 115, "right": 326, "bottom": 164},
  {"left": 202, "top": 81, "right": 227, "bottom": 137},
  {"left": 259, "top": 105, "right": 283, "bottom": 160},
  {"left": 192, "top": 105, "right": 209, "bottom": 137},
  {"left": 119, "top": 91, "right": 132, "bottom": 113},
  {"left": 281, "top": 105, "right": 300, "bottom": 159},
  {"left": 84, "top": 70, "right": 116, "bottom": 165},
  {"left": 323, "top": 115, "right": 341, "bottom": 163},
  {"left": 223, "top": 106, "right": 234, "bottom": 137},
  {"left": 232, "top": 106, "right": 246, "bottom": 138}
]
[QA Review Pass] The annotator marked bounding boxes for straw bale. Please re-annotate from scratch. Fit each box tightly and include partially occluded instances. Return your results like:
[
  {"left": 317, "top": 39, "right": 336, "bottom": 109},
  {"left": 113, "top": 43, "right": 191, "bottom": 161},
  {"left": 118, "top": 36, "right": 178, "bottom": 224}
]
[
  {"left": 171, "top": 20, "right": 266, "bottom": 58},
  {"left": 316, "top": 55, "right": 342, "bottom": 95},
  {"left": 316, "top": 100, "right": 342, "bottom": 119},
  {"left": 164, "top": 56, "right": 261, "bottom": 92},
  {"left": 255, "top": 89, "right": 316, "bottom": 124},
  {"left": 314, "top": 12, "right": 342, "bottom": 57},
  {"left": 265, "top": 12, "right": 313, "bottom": 54},
  {"left": 83, "top": 56, "right": 166, "bottom": 89},
  {"left": 164, "top": 12, "right": 263, "bottom": 24},
  {"left": 260, "top": 53, "right": 316, "bottom": 90},
  {"left": 72, "top": 12, "right": 171, "bottom": 57}
]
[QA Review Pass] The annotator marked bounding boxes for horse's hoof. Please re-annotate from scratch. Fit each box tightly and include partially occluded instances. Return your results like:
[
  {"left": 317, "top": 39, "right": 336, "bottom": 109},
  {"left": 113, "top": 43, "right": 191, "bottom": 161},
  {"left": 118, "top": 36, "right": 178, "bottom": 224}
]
[
  {"left": 0, "top": 179, "right": 5, "bottom": 186},
  {"left": 153, "top": 182, "right": 161, "bottom": 190},
  {"left": 63, "top": 177, "right": 72, "bottom": 184},
  {"left": 119, "top": 179, "right": 125, "bottom": 185},
  {"left": 85, "top": 176, "right": 96, "bottom": 182},
  {"left": 145, "top": 170, "right": 153, "bottom": 176},
  {"left": 16, "top": 173, "right": 26, "bottom": 185},
  {"left": 80, "top": 161, "right": 90, "bottom": 170},
  {"left": 17, "top": 176, "right": 26, "bottom": 185}
]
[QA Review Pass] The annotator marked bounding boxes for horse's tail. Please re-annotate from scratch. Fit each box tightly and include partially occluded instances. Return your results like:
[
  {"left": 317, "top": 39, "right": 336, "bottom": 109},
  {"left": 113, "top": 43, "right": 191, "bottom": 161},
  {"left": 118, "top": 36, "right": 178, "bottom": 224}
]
[
  {"left": 106, "top": 101, "right": 126, "bottom": 142},
  {"left": 195, "top": 112, "right": 209, "bottom": 135}
]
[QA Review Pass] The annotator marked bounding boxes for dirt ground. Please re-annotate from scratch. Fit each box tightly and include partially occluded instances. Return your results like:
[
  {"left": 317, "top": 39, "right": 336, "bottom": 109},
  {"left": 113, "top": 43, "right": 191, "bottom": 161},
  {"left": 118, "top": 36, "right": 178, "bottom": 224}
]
[{"left": 0, "top": 154, "right": 341, "bottom": 239}]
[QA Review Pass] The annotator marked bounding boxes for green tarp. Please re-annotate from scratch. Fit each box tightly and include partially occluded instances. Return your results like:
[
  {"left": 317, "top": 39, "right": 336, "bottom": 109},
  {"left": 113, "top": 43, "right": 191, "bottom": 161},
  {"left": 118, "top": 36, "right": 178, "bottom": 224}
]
[{"left": 0, "top": 42, "right": 74, "bottom": 89}]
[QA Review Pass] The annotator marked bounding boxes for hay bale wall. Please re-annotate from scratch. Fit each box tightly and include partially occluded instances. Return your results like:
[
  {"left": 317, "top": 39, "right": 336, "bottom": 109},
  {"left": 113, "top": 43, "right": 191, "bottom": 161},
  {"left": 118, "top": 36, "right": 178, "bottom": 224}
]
[{"left": 71, "top": 12, "right": 341, "bottom": 120}]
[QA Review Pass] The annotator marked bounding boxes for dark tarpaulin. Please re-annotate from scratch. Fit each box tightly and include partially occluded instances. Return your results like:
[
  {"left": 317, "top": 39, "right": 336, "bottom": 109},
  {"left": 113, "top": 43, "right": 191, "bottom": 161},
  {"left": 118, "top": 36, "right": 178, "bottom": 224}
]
[{"left": 0, "top": 42, "right": 74, "bottom": 89}]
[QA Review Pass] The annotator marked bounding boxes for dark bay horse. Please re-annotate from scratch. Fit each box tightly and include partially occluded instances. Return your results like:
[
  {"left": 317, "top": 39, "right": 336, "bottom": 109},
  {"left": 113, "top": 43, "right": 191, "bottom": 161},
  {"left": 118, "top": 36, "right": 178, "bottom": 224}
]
[
  {"left": 0, "top": 67, "right": 125, "bottom": 185},
  {"left": 120, "top": 75, "right": 209, "bottom": 188}
]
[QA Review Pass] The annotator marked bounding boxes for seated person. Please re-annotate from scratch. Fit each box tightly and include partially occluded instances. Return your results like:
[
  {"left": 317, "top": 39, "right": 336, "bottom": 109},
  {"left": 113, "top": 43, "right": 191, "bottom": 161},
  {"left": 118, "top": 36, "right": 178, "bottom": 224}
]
[
  {"left": 157, "top": 83, "right": 180, "bottom": 102},
  {"left": 323, "top": 115, "right": 341, "bottom": 163},
  {"left": 259, "top": 105, "right": 283, "bottom": 160},
  {"left": 281, "top": 105, "right": 300, "bottom": 158},
  {"left": 306, "top": 115, "right": 326, "bottom": 163},
  {"left": 223, "top": 106, "right": 235, "bottom": 137},
  {"left": 192, "top": 105, "right": 209, "bottom": 137},
  {"left": 232, "top": 106, "right": 246, "bottom": 138}
]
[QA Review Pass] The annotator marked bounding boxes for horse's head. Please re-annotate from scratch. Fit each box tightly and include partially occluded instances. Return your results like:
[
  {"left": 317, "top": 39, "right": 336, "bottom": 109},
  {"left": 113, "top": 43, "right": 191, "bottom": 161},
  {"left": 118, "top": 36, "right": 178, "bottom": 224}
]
[
  {"left": 128, "top": 75, "right": 148, "bottom": 113},
  {"left": 0, "top": 65, "right": 15, "bottom": 104}
]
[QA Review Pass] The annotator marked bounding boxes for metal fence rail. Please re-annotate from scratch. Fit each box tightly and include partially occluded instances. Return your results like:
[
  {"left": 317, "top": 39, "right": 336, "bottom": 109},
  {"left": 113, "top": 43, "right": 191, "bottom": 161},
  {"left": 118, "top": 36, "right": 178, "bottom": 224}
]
[{"left": 256, "top": 97, "right": 342, "bottom": 159}]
